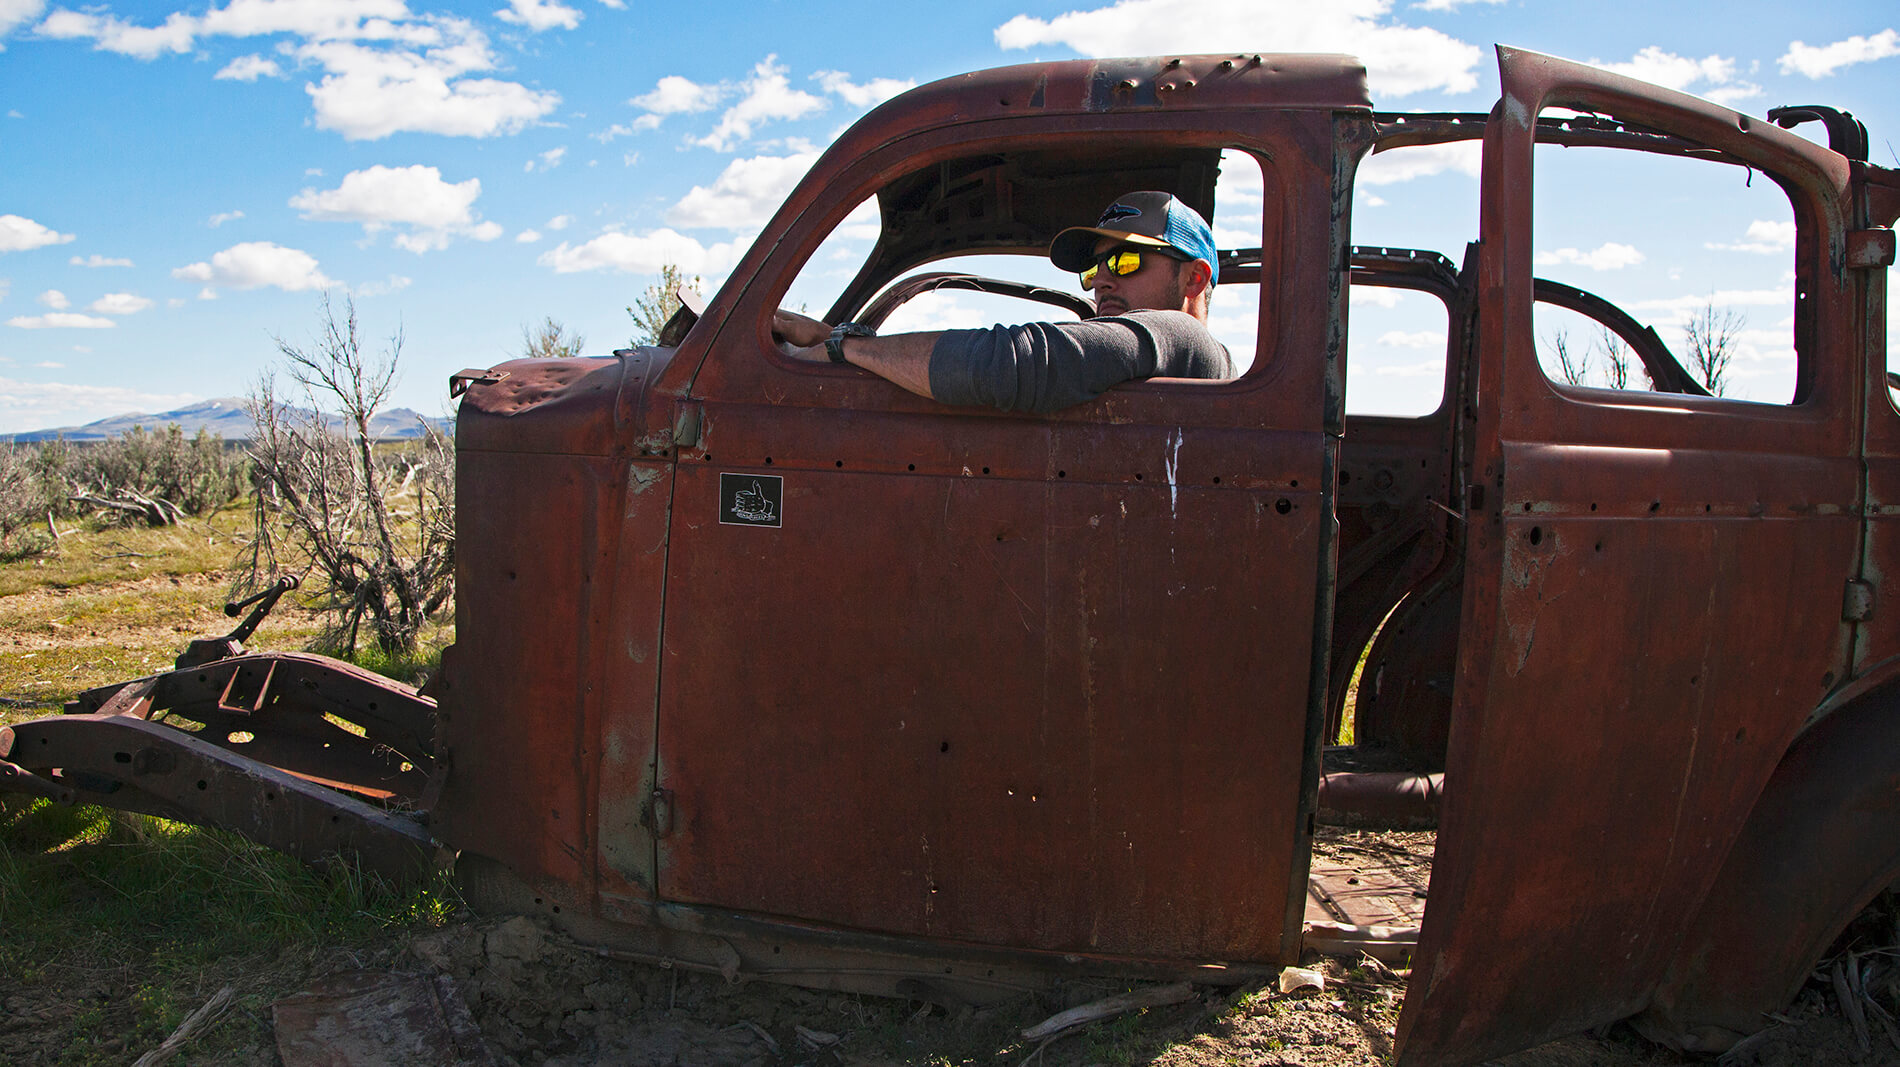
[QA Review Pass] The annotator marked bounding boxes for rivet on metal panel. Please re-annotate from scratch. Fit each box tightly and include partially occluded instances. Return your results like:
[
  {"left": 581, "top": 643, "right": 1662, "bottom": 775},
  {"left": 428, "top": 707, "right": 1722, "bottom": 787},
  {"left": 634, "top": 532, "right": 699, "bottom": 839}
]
[{"left": 1844, "top": 579, "right": 1876, "bottom": 623}]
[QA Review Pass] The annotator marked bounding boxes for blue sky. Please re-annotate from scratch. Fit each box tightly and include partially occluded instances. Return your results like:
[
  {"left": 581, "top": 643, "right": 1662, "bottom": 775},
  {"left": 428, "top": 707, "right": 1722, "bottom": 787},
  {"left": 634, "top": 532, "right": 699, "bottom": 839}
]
[{"left": 1, "top": 0, "right": 1895, "bottom": 432}]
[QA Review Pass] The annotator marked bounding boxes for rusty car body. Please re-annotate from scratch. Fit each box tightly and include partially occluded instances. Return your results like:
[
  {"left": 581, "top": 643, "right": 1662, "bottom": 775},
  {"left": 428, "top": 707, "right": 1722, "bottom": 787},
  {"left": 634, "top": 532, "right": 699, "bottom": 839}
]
[{"left": 6, "top": 46, "right": 1899, "bottom": 1066}]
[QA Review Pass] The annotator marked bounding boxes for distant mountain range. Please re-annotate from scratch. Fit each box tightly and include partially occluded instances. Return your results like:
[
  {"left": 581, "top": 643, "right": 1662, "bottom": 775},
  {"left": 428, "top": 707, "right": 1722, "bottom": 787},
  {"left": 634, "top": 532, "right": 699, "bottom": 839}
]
[{"left": 4, "top": 398, "right": 451, "bottom": 443}]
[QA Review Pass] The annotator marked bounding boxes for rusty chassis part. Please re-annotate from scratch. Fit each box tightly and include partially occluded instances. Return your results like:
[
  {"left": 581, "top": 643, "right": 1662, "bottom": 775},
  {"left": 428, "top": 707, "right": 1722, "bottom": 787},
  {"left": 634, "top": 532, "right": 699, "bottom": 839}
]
[{"left": 2, "top": 651, "right": 441, "bottom": 880}]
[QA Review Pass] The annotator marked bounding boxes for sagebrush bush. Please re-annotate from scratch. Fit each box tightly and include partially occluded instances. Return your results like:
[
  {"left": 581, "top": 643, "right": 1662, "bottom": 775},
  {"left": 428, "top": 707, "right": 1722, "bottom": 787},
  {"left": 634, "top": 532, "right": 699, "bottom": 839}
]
[{"left": 70, "top": 425, "right": 249, "bottom": 520}]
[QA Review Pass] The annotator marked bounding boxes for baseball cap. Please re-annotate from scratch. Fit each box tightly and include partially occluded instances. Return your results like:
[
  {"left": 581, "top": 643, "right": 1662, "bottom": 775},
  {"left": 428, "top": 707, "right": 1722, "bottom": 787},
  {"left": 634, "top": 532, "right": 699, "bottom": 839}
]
[{"left": 1049, "top": 191, "right": 1219, "bottom": 287}]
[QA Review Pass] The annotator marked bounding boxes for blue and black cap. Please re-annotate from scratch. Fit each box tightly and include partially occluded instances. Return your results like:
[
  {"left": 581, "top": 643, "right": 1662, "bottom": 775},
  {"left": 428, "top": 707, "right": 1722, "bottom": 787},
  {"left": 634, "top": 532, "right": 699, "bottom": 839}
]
[{"left": 1048, "top": 191, "right": 1219, "bottom": 287}]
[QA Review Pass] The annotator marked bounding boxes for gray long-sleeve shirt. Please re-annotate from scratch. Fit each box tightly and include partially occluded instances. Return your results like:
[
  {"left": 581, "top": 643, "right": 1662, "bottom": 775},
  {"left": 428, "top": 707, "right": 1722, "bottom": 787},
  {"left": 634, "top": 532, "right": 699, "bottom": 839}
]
[{"left": 926, "top": 309, "right": 1234, "bottom": 414}]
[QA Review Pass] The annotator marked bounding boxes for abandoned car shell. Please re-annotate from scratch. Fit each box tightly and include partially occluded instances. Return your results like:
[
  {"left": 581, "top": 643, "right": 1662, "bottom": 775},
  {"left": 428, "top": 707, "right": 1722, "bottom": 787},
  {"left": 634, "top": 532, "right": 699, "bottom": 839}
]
[{"left": 7, "top": 45, "right": 1900, "bottom": 1067}]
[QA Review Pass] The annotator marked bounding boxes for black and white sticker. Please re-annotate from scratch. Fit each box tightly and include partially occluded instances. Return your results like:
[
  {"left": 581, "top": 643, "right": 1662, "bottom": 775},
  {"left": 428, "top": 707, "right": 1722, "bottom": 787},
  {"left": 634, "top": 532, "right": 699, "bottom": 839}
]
[{"left": 719, "top": 473, "right": 783, "bottom": 527}]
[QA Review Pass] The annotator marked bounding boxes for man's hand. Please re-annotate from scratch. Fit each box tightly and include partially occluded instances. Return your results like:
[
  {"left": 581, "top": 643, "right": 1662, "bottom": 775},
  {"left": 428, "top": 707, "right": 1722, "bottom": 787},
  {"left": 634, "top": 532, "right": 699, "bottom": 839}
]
[{"left": 772, "top": 309, "right": 831, "bottom": 349}]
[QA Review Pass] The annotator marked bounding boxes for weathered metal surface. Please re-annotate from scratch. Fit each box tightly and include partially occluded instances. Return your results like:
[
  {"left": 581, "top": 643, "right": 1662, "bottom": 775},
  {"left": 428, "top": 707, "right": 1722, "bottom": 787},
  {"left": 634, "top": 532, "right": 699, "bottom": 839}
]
[
  {"left": 1398, "top": 48, "right": 1864, "bottom": 1065},
  {"left": 1, "top": 711, "right": 436, "bottom": 877}
]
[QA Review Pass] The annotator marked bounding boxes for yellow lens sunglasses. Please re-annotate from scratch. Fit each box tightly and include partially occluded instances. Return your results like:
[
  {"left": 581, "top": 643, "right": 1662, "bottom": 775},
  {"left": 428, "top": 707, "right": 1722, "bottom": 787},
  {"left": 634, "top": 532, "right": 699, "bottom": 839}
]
[{"left": 1078, "top": 247, "right": 1186, "bottom": 290}]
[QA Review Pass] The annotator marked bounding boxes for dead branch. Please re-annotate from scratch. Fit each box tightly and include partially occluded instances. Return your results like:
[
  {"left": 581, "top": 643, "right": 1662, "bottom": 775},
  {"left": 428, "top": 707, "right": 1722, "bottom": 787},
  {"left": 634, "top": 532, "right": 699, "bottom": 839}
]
[
  {"left": 1020, "top": 981, "right": 1196, "bottom": 1042},
  {"left": 131, "top": 985, "right": 236, "bottom": 1067}
]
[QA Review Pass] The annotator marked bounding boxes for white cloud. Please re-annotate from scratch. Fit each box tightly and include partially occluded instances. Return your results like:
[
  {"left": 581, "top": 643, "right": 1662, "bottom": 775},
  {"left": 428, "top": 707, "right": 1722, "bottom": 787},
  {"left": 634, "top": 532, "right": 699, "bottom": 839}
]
[
  {"left": 1592, "top": 46, "right": 1759, "bottom": 104},
  {"left": 595, "top": 0, "right": 623, "bottom": 7},
  {"left": 290, "top": 163, "right": 497, "bottom": 251},
  {"left": 1358, "top": 141, "right": 1481, "bottom": 185},
  {"left": 172, "top": 241, "right": 333, "bottom": 292},
  {"left": 296, "top": 24, "right": 561, "bottom": 140},
  {"left": 0, "top": 377, "right": 200, "bottom": 435},
  {"left": 8, "top": 312, "right": 115, "bottom": 328},
  {"left": 1412, "top": 0, "right": 1504, "bottom": 9},
  {"left": 36, "top": 360, "right": 65, "bottom": 367},
  {"left": 36, "top": 4, "right": 559, "bottom": 140},
  {"left": 0, "top": 214, "right": 75, "bottom": 252},
  {"left": 591, "top": 121, "right": 641, "bottom": 142},
  {"left": 993, "top": 0, "right": 1482, "bottom": 97},
  {"left": 668, "top": 149, "right": 819, "bottom": 229},
  {"left": 71, "top": 253, "right": 133, "bottom": 267},
  {"left": 1707, "top": 219, "right": 1796, "bottom": 255},
  {"left": 1, "top": 0, "right": 46, "bottom": 48},
  {"left": 692, "top": 56, "right": 826, "bottom": 151},
  {"left": 209, "top": 209, "right": 245, "bottom": 227},
  {"left": 351, "top": 273, "right": 412, "bottom": 297},
  {"left": 215, "top": 53, "right": 281, "bottom": 80},
  {"left": 538, "top": 227, "right": 744, "bottom": 275},
  {"left": 1534, "top": 243, "right": 1645, "bottom": 271},
  {"left": 525, "top": 145, "right": 566, "bottom": 172},
  {"left": 515, "top": 228, "right": 542, "bottom": 243},
  {"left": 37, "top": 289, "right": 67, "bottom": 308},
  {"left": 630, "top": 74, "right": 726, "bottom": 117},
  {"left": 90, "top": 292, "right": 152, "bottom": 314},
  {"left": 1632, "top": 289, "right": 1791, "bottom": 323},
  {"left": 1780, "top": 30, "right": 1900, "bottom": 79},
  {"left": 812, "top": 70, "right": 914, "bottom": 108},
  {"left": 495, "top": 0, "right": 579, "bottom": 31},
  {"left": 1376, "top": 329, "right": 1446, "bottom": 349},
  {"left": 36, "top": 7, "right": 197, "bottom": 59},
  {"left": 546, "top": 214, "right": 572, "bottom": 230}
]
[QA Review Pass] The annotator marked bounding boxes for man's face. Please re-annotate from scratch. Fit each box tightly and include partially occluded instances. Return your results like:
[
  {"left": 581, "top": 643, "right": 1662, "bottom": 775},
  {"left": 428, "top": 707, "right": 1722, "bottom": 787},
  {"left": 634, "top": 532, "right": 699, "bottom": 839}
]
[{"left": 1087, "top": 236, "right": 1188, "bottom": 317}]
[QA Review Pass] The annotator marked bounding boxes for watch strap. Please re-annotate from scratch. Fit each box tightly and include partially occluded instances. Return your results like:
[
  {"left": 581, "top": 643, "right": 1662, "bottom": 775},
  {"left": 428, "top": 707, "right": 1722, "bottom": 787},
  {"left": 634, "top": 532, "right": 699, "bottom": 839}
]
[{"left": 826, "top": 322, "right": 875, "bottom": 364}]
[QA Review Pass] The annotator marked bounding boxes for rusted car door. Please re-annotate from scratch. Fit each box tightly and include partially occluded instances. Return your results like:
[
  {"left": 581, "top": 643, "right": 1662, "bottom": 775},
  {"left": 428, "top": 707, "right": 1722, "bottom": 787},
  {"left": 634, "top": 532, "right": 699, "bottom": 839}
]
[
  {"left": 649, "top": 113, "right": 1345, "bottom": 966},
  {"left": 1396, "top": 50, "right": 1862, "bottom": 1064}
]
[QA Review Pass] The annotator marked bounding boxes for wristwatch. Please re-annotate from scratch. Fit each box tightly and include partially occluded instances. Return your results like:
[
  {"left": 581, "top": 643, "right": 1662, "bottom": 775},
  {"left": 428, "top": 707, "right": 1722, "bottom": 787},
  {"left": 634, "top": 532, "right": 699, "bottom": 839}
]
[{"left": 826, "top": 321, "right": 876, "bottom": 364}]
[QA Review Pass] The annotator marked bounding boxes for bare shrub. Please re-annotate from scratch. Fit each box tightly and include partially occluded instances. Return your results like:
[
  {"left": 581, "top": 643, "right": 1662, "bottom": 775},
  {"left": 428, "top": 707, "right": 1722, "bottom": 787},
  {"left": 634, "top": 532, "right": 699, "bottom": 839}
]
[
  {"left": 522, "top": 316, "right": 585, "bottom": 359},
  {"left": 1543, "top": 329, "right": 1591, "bottom": 386},
  {"left": 242, "top": 295, "right": 454, "bottom": 657},
  {"left": 66, "top": 425, "right": 247, "bottom": 526},
  {"left": 1684, "top": 299, "right": 1744, "bottom": 397},
  {"left": 0, "top": 442, "right": 55, "bottom": 559}
]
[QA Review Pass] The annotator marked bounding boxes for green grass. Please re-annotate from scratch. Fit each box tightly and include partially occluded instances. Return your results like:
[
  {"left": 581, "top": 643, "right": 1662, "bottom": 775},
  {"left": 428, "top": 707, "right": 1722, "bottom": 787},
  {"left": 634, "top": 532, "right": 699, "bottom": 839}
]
[
  {"left": 0, "top": 798, "right": 457, "bottom": 1065},
  {"left": 0, "top": 492, "right": 459, "bottom": 1063}
]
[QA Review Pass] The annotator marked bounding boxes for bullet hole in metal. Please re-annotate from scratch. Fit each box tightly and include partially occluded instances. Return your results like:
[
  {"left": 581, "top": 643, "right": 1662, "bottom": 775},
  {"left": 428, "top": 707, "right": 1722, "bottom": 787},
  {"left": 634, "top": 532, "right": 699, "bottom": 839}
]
[
  {"left": 940, "top": 741, "right": 950, "bottom": 753},
  {"left": 1058, "top": 470, "right": 1067, "bottom": 478},
  {"left": 835, "top": 460, "right": 843, "bottom": 467},
  {"left": 114, "top": 751, "right": 131, "bottom": 763},
  {"left": 197, "top": 780, "right": 209, "bottom": 791},
  {"left": 908, "top": 464, "right": 915, "bottom": 471},
  {"left": 1212, "top": 476, "right": 1222, "bottom": 484},
  {"left": 1275, "top": 498, "right": 1292, "bottom": 515},
  {"left": 1529, "top": 527, "right": 1542, "bottom": 545},
  {"left": 764, "top": 457, "right": 773, "bottom": 465},
  {"left": 1650, "top": 500, "right": 1661, "bottom": 512},
  {"left": 1135, "top": 473, "right": 1144, "bottom": 481},
  {"left": 982, "top": 467, "right": 991, "bottom": 475}
]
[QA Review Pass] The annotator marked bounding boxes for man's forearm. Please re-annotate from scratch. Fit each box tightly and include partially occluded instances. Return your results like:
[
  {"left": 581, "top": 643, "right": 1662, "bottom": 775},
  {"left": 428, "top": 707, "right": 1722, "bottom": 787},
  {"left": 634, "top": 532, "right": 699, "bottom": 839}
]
[{"left": 838, "top": 332, "right": 942, "bottom": 399}]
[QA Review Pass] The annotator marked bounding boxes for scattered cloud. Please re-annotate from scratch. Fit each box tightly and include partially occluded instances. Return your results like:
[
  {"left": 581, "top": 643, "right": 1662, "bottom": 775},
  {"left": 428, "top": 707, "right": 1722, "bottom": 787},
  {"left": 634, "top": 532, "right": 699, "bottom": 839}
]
[
  {"left": 1535, "top": 243, "right": 1645, "bottom": 271},
  {"left": 812, "top": 70, "right": 914, "bottom": 108},
  {"left": 1632, "top": 288, "right": 1790, "bottom": 322},
  {"left": 291, "top": 164, "right": 499, "bottom": 252},
  {"left": 1359, "top": 141, "right": 1481, "bottom": 185},
  {"left": 215, "top": 53, "right": 281, "bottom": 80},
  {"left": 692, "top": 56, "right": 826, "bottom": 151},
  {"left": 35, "top": 5, "right": 562, "bottom": 141},
  {"left": 8, "top": 312, "right": 115, "bottom": 328},
  {"left": 1, "top": 0, "right": 45, "bottom": 49},
  {"left": 630, "top": 74, "right": 726, "bottom": 118},
  {"left": 495, "top": 0, "right": 580, "bottom": 32},
  {"left": 71, "top": 253, "right": 133, "bottom": 267},
  {"left": 0, "top": 376, "right": 200, "bottom": 435},
  {"left": 525, "top": 145, "right": 566, "bottom": 172},
  {"left": 591, "top": 122, "right": 641, "bottom": 142},
  {"left": 1411, "top": 0, "right": 1504, "bottom": 9},
  {"left": 668, "top": 149, "right": 819, "bottom": 229},
  {"left": 36, "top": 360, "right": 65, "bottom": 367},
  {"left": 0, "top": 214, "right": 75, "bottom": 252},
  {"left": 1591, "top": 46, "right": 1759, "bottom": 105},
  {"left": 538, "top": 227, "right": 744, "bottom": 275},
  {"left": 36, "top": 289, "right": 67, "bottom": 308},
  {"left": 352, "top": 273, "right": 412, "bottom": 297},
  {"left": 993, "top": 0, "right": 1483, "bottom": 97},
  {"left": 546, "top": 214, "right": 572, "bottom": 230},
  {"left": 90, "top": 292, "right": 153, "bottom": 314},
  {"left": 1707, "top": 219, "right": 1796, "bottom": 255},
  {"left": 172, "top": 241, "right": 333, "bottom": 293},
  {"left": 36, "top": 7, "right": 196, "bottom": 59},
  {"left": 1376, "top": 329, "right": 1447, "bottom": 349},
  {"left": 209, "top": 209, "right": 245, "bottom": 227},
  {"left": 1780, "top": 29, "right": 1900, "bottom": 79},
  {"left": 516, "top": 229, "right": 542, "bottom": 243},
  {"left": 298, "top": 28, "right": 563, "bottom": 140}
]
